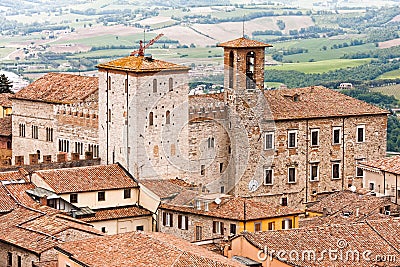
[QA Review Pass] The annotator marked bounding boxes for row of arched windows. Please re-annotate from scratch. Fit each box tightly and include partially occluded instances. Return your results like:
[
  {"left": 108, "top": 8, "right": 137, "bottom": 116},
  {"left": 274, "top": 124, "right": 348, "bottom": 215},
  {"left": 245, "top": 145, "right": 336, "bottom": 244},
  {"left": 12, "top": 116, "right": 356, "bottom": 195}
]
[{"left": 152, "top": 78, "right": 174, "bottom": 93}]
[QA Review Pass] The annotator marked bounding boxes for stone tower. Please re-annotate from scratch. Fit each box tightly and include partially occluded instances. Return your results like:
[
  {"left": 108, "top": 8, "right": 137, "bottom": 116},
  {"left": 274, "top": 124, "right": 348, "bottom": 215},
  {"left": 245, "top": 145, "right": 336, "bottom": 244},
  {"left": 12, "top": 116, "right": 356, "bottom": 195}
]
[
  {"left": 97, "top": 55, "right": 190, "bottom": 180},
  {"left": 217, "top": 37, "right": 274, "bottom": 196}
]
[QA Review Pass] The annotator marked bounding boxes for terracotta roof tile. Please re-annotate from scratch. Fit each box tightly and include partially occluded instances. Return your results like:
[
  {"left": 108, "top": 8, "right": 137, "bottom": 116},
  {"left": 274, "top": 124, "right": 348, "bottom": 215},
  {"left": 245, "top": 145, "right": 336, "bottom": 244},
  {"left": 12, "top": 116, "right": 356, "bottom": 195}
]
[
  {"left": 304, "top": 190, "right": 396, "bottom": 226},
  {"left": 35, "top": 164, "right": 138, "bottom": 194},
  {"left": 56, "top": 231, "right": 244, "bottom": 267},
  {"left": 0, "top": 206, "right": 102, "bottom": 254},
  {"left": 0, "top": 169, "right": 28, "bottom": 181},
  {"left": 97, "top": 55, "right": 190, "bottom": 73},
  {"left": 217, "top": 37, "right": 272, "bottom": 48},
  {"left": 14, "top": 73, "right": 98, "bottom": 104},
  {"left": 241, "top": 219, "right": 400, "bottom": 267},
  {"left": 0, "top": 185, "right": 17, "bottom": 213},
  {"left": 263, "top": 86, "right": 389, "bottom": 120},
  {"left": 359, "top": 155, "right": 400, "bottom": 175},
  {"left": 0, "top": 116, "right": 12, "bottom": 136},
  {"left": 140, "top": 179, "right": 195, "bottom": 200},
  {"left": 161, "top": 197, "right": 303, "bottom": 221},
  {"left": 0, "top": 93, "right": 13, "bottom": 107},
  {"left": 81, "top": 205, "right": 152, "bottom": 222}
]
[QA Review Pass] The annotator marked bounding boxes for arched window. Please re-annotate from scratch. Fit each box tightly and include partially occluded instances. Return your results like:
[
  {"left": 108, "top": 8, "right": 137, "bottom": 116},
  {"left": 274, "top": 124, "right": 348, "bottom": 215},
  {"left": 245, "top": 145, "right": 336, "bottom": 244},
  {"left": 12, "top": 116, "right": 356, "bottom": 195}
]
[
  {"left": 246, "top": 51, "right": 256, "bottom": 89},
  {"left": 37, "top": 150, "right": 41, "bottom": 160},
  {"left": 166, "top": 110, "right": 171, "bottom": 124},
  {"left": 149, "top": 112, "right": 154, "bottom": 126},
  {"left": 169, "top": 77, "right": 173, "bottom": 92},
  {"left": 153, "top": 79, "right": 157, "bottom": 93},
  {"left": 229, "top": 51, "right": 234, "bottom": 89}
]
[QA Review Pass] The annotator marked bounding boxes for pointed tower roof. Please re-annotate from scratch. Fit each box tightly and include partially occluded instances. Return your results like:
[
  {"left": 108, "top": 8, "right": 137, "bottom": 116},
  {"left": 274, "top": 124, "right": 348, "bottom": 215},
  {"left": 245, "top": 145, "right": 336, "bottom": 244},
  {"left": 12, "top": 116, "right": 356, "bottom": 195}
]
[
  {"left": 217, "top": 37, "right": 272, "bottom": 48},
  {"left": 97, "top": 55, "right": 189, "bottom": 73}
]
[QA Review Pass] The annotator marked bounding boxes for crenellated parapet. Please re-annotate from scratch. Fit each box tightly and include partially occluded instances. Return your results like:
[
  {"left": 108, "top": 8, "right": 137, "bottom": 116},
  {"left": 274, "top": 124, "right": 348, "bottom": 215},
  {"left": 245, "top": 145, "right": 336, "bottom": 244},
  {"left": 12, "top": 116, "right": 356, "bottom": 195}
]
[
  {"left": 189, "top": 94, "right": 227, "bottom": 121},
  {"left": 55, "top": 102, "right": 98, "bottom": 129}
]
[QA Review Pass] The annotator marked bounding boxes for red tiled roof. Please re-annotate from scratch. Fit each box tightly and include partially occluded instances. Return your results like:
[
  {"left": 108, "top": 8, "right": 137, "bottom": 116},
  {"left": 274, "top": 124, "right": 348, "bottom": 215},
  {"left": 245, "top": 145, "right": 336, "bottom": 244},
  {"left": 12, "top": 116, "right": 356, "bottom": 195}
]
[
  {"left": 97, "top": 55, "right": 190, "bottom": 73},
  {"left": 35, "top": 164, "right": 138, "bottom": 194},
  {"left": 56, "top": 231, "right": 244, "bottom": 267},
  {"left": 0, "top": 93, "right": 13, "bottom": 107},
  {"left": 304, "top": 190, "right": 396, "bottom": 226},
  {"left": 0, "top": 169, "right": 27, "bottom": 181},
  {"left": 263, "top": 86, "right": 389, "bottom": 120},
  {"left": 4, "top": 182, "right": 37, "bottom": 207},
  {"left": 240, "top": 219, "right": 400, "bottom": 267},
  {"left": 0, "top": 185, "right": 17, "bottom": 213},
  {"left": 81, "top": 205, "right": 152, "bottom": 222},
  {"left": 0, "top": 206, "right": 102, "bottom": 254},
  {"left": 217, "top": 37, "right": 272, "bottom": 48},
  {"left": 14, "top": 73, "right": 98, "bottom": 104},
  {"left": 161, "top": 197, "right": 303, "bottom": 221},
  {"left": 359, "top": 156, "right": 400, "bottom": 175},
  {"left": 0, "top": 116, "right": 11, "bottom": 136}
]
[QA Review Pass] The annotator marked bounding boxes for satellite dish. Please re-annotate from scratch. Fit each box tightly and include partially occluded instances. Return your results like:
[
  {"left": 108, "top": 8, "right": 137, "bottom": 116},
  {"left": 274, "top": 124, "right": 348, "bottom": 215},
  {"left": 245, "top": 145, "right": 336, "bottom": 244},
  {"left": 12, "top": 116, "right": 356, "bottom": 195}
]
[
  {"left": 215, "top": 198, "right": 221, "bottom": 205},
  {"left": 350, "top": 185, "right": 356, "bottom": 192}
]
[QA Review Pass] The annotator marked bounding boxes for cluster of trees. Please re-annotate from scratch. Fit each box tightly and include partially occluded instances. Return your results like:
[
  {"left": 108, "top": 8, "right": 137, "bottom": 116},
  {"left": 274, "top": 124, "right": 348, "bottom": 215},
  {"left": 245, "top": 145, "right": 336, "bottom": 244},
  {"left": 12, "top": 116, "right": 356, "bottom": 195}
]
[
  {"left": 342, "top": 45, "right": 400, "bottom": 60},
  {"left": 265, "top": 60, "right": 400, "bottom": 88}
]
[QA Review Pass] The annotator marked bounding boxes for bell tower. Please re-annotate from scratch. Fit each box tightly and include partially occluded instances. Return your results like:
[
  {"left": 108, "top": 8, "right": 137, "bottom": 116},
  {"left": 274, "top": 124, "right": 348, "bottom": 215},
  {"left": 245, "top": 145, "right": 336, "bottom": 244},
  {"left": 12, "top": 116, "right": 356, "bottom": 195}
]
[
  {"left": 217, "top": 37, "right": 274, "bottom": 196},
  {"left": 218, "top": 37, "right": 272, "bottom": 96}
]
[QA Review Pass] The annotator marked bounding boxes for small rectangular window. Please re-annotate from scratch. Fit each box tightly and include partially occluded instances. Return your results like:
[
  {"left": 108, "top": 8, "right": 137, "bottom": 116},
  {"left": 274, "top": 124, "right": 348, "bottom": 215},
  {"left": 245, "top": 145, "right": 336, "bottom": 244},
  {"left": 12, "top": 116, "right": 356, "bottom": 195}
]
[
  {"left": 17, "top": 255, "right": 21, "bottom": 267},
  {"left": 7, "top": 252, "right": 12, "bottom": 266},
  {"left": 268, "top": 222, "right": 275, "bottom": 231},
  {"left": 163, "top": 212, "right": 173, "bottom": 227},
  {"left": 254, "top": 222, "right": 262, "bottom": 232},
  {"left": 369, "top": 182, "right": 375, "bottom": 191},
  {"left": 264, "top": 132, "right": 274, "bottom": 150},
  {"left": 310, "top": 129, "right": 319, "bottom": 146},
  {"left": 332, "top": 127, "right": 341, "bottom": 144},
  {"left": 288, "top": 130, "right": 297, "bottom": 148},
  {"left": 281, "top": 197, "right": 288, "bottom": 206},
  {"left": 357, "top": 125, "right": 365, "bottom": 143},
  {"left": 356, "top": 167, "right": 364, "bottom": 177},
  {"left": 310, "top": 165, "right": 319, "bottom": 181},
  {"left": 212, "top": 221, "right": 224, "bottom": 234},
  {"left": 124, "top": 188, "right": 131, "bottom": 199},
  {"left": 136, "top": 225, "right": 144, "bottom": 231},
  {"left": 282, "top": 219, "right": 293, "bottom": 230},
  {"left": 70, "top": 193, "right": 78, "bottom": 203},
  {"left": 98, "top": 191, "right": 105, "bottom": 201},
  {"left": 230, "top": 224, "right": 236, "bottom": 235},
  {"left": 200, "top": 165, "right": 205, "bottom": 176},
  {"left": 264, "top": 168, "right": 273, "bottom": 185},
  {"left": 332, "top": 163, "right": 340, "bottom": 179},
  {"left": 288, "top": 167, "right": 296, "bottom": 183},
  {"left": 101, "top": 227, "right": 106, "bottom": 233}
]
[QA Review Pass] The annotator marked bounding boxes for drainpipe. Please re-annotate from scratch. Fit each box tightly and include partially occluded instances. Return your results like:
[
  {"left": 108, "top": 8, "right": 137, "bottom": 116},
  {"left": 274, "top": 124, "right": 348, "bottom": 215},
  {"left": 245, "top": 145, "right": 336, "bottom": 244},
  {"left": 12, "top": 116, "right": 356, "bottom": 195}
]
[
  {"left": 342, "top": 117, "right": 345, "bottom": 190},
  {"left": 383, "top": 171, "right": 386, "bottom": 196},
  {"left": 106, "top": 71, "right": 110, "bottom": 165},
  {"left": 305, "top": 119, "right": 309, "bottom": 203}
]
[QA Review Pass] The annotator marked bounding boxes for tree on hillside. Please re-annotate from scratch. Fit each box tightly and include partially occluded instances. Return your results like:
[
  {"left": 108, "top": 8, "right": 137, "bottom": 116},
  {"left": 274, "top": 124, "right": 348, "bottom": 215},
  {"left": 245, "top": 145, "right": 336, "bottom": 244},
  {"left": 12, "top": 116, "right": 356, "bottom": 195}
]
[{"left": 0, "top": 74, "right": 13, "bottom": 94}]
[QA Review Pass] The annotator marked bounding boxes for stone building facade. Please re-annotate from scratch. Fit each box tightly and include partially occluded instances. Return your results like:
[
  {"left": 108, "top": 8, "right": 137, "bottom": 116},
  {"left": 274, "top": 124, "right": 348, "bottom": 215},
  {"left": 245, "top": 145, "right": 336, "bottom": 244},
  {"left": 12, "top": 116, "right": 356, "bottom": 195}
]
[
  {"left": 11, "top": 73, "right": 99, "bottom": 165},
  {"left": 97, "top": 55, "right": 190, "bottom": 180}
]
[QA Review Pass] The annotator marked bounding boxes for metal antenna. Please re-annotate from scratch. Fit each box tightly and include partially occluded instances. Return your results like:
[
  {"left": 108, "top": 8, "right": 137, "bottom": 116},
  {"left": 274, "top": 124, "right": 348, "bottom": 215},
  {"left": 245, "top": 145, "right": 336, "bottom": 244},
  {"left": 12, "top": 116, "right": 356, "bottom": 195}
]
[{"left": 242, "top": 14, "right": 245, "bottom": 37}]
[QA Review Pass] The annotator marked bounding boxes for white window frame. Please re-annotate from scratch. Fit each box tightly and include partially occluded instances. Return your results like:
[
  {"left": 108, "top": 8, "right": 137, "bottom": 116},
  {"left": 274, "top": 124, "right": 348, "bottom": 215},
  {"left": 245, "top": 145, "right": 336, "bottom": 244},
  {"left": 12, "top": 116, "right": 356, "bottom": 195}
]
[
  {"left": 165, "top": 212, "right": 172, "bottom": 227},
  {"left": 310, "top": 165, "right": 319, "bottom": 181},
  {"left": 356, "top": 125, "right": 365, "bottom": 143},
  {"left": 332, "top": 127, "right": 341, "bottom": 145},
  {"left": 264, "top": 132, "right": 274, "bottom": 150},
  {"left": 369, "top": 181, "right": 375, "bottom": 191},
  {"left": 332, "top": 163, "right": 340, "bottom": 180},
  {"left": 288, "top": 130, "right": 298, "bottom": 148},
  {"left": 356, "top": 167, "right": 364, "bottom": 178},
  {"left": 264, "top": 168, "right": 273, "bottom": 185},
  {"left": 288, "top": 167, "right": 296, "bottom": 183},
  {"left": 282, "top": 219, "right": 293, "bottom": 230},
  {"left": 310, "top": 129, "right": 319, "bottom": 146}
]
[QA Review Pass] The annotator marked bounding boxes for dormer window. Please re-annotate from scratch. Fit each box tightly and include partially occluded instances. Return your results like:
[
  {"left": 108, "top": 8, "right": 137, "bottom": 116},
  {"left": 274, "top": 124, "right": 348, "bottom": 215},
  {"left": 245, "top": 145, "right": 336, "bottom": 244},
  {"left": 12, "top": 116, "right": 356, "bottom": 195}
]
[{"left": 293, "top": 94, "right": 299, "bottom": 102}]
